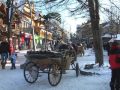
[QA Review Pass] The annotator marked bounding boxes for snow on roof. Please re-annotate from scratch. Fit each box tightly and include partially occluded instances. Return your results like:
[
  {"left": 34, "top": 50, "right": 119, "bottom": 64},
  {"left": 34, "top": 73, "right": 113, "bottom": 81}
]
[
  {"left": 115, "top": 34, "right": 120, "bottom": 40},
  {"left": 108, "top": 34, "right": 120, "bottom": 42},
  {"left": 102, "top": 34, "right": 111, "bottom": 38},
  {"left": 102, "top": 22, "right": 110, "bottom": 28},
  {"left": 108, "top": 38, "right": 115, "bottom": 42}
]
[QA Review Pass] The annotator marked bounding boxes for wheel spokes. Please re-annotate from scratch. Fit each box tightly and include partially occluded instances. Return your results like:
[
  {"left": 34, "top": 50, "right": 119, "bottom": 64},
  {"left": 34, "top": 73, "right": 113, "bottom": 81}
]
[
  {"left": 48, "top": 64, "right": 62, "bottom": 86},
  {"left": 24, "top": 62, "right": 39, "bottom": 83}
]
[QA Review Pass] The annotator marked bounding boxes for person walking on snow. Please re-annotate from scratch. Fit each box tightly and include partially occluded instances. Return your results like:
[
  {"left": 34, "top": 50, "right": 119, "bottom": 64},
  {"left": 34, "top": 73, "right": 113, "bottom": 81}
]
[
  {"left": 9, "top": 52, "right": 17, "bottom": 69},
  {"left": 106, "top": 42, "right": 111, "bottom": 56},
  {"left": 109, "top": 41, "right": 120, "bottom": 90},
  {"left": 0, "top": 37, "right": 9, "bottom": 69},
  {"left": 9, "top": 38, "right": 17, "bottom": 70}
]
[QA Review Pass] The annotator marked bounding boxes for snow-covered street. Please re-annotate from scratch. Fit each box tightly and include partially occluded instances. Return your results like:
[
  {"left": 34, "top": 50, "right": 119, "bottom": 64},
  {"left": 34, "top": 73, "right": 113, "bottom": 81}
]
[{"left": 0, "top": 49, "right": 111, "bottom": 90}]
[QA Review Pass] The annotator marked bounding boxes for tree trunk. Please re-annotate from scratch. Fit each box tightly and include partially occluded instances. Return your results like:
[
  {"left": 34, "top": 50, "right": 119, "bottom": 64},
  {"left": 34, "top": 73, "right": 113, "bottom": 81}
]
[
  {"left": 88, "top": 0, "right": 103, "bottom": 66},
  {"left": 6, "top": 0, "right": 14, "bottom": 44}
]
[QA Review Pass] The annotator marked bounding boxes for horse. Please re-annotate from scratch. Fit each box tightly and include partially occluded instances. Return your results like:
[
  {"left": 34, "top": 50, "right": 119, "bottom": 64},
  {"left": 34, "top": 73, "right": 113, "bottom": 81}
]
[{"left": 77, "top": 44, "right": 85, "bottom": 56}]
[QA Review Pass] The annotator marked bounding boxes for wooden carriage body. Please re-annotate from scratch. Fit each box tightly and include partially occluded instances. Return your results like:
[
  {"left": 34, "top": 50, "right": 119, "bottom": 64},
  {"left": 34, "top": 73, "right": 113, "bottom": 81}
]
[{"left": 25, "top": 50, "right": 73, "bottom": 70}]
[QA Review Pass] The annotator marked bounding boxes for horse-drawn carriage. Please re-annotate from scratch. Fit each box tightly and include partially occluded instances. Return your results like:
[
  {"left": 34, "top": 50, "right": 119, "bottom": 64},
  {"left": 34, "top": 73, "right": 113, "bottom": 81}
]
[{"left": 23, "top": 45, "right": 79, "bottom": 86}]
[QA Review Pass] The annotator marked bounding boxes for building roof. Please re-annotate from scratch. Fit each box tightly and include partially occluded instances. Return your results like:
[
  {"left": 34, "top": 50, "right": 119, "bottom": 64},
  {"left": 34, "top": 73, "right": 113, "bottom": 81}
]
[
  {"left": 102, "top": 34, "right": 111, "bottom": 38},
  {"left": 109, "top": 34, "right": 120, "bottom": 42}
]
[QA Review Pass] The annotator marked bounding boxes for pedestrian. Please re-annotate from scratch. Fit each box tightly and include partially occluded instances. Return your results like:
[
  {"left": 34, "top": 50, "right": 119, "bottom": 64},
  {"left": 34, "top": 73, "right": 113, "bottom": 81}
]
[
  {"left": 0, "top": 37, "right": 9, "bottom": 69},
  {"left": 106, "top": 42, "right": 110, "bottom": 56},
  {"left": 9, "top": 38, "right": 17, "bottom": 70},
  {"left": 109, "top": 41, "right": 120, "bottom": 90},
  {"left": 9, "top": 51, "right": 17, "bottom": 69}
]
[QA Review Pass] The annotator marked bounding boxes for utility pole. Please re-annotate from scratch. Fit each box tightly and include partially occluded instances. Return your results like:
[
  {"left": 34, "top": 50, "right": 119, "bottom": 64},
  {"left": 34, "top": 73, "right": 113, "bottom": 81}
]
[
  {"left": 27, "top": 0, "right": 36, "bottom": 51},
  {"left": 44, "top": 19, "right": 48, "bottom": 51}
]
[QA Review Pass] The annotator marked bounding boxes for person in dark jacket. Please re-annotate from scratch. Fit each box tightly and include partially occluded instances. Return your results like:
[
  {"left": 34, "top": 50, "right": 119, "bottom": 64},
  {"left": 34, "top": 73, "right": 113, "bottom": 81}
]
[
  {"left": 109, "top": 41, "right": 120, "bottom": 90},
  {"left": 106, "top": 42, "right": 111, "bottom": 56},
  {"left": 0, "top": 37, "right": 9, "bottom": 69}
]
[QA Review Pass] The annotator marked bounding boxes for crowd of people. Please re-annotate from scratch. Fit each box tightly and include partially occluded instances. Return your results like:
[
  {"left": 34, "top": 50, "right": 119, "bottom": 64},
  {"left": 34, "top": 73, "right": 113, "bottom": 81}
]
[{"left": 0, "top": 37, "right": 86, "bottom": 70}]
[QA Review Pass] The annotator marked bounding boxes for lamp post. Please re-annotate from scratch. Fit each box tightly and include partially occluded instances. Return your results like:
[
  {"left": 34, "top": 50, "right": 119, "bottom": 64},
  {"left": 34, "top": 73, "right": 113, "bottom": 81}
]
[
  {"left": 44, "top": 19, "right": 48, "bottom": 51},
  {"left": 27, "top": 0, "right": 36, "bottom": 51}
]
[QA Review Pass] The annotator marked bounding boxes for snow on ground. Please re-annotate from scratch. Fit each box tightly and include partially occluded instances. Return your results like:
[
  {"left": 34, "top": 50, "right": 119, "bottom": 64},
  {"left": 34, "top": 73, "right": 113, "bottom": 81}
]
[{"left": 0, "top": 49, "right": 111, "bottom": 90}]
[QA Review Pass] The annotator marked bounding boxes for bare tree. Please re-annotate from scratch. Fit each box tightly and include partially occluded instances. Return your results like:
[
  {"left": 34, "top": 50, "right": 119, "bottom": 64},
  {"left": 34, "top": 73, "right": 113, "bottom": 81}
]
[
  {"left": 6, "top": 0, "right": 14, "bottom": 43},
  {"left": 87, "top": 0, "right": 103, "bottom": 66},
  {"left": 6, "top": 0, "right": 27, "bottom": 43},
  {"left": 106, "top": 0, "right": 120, "bottom": 35},
  {"left": 44, "top": 0, "right": 103, "bottom": 66}
]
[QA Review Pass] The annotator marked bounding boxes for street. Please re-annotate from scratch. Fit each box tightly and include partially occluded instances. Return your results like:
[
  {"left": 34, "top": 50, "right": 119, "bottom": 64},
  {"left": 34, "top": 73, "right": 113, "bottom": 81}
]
[{"left": 0, "top": 50, "right": 111, "bottom": 90}]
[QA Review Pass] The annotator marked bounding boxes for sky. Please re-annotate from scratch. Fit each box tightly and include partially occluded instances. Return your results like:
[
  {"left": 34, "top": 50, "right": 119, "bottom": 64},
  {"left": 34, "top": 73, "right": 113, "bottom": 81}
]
[
  {"left": 39, "top": 0, "right": 120, "bottom": 33},
  {"left": 29, "top": 0, "right": 88, "bottom": 33},
  {"left": 6, "top": 0, "right": 120, "bottom": 33}
]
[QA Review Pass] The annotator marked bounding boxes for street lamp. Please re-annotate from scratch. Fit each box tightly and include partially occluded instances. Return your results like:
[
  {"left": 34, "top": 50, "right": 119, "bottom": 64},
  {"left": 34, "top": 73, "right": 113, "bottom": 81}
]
[{"left": 26, "top": 0, "right": 36, "bottom": 51}]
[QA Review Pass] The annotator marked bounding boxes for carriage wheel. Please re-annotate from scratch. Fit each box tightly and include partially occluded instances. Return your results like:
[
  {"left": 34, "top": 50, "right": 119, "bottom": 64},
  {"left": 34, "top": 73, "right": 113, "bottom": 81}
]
[
  {"left": 48, "top": 63, "right": 62, "bottom": 86},
  {"left": 24, "top": 62, "right": 39, "bottom": 83},
  {"left": 76, "top": 63, "right": 80, "bottom": 77}
]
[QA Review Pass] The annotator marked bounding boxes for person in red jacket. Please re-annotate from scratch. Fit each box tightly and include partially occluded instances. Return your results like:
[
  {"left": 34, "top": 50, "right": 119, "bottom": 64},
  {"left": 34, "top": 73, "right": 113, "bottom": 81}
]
[{"left": 109, "top": 41, "right": 120, "bottom": 90}]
